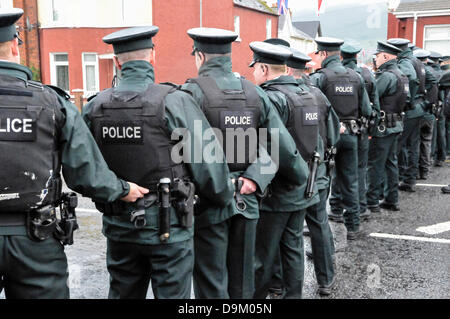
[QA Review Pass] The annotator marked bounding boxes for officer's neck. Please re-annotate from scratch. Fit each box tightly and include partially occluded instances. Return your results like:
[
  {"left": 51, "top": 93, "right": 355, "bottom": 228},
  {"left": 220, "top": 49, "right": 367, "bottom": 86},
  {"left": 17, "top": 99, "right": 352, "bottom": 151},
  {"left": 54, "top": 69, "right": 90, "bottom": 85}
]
[
  {"left": 198, "top": 56, "right": 232, "bottom": 77},
  {"left": 322, "top": 54, "right": 340, "bottom": 68}
]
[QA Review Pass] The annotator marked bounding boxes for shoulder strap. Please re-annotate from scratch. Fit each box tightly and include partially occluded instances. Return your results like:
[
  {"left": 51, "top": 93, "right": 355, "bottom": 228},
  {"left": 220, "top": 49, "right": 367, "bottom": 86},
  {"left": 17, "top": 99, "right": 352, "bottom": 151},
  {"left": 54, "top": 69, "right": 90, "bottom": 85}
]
[{"left": 46, "top": 84, "right": 70, "bottom": 100}]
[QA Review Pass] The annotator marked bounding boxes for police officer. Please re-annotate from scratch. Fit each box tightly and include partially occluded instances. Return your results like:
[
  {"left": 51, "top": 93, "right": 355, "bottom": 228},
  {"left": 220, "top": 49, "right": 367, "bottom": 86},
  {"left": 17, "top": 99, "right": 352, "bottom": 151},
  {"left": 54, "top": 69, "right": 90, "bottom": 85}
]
[
  {"left": 367, "top": 42, "right": 409, "bottom": 213},
  {"left": 82, "top": 26, "right": 235, "bottom": 299},
  {"left": 286, "top": 46, "right": 341, "bottom": 295},
  {"left": 0, "top": 8, "right": 146, "bottom": 299},
  {"left": 413, "top": 49, "right": 439, "bottom": 180},
  {"left": 183, "top": 28, "right": 309, "bottom": 299},
  {"left": 428, "top": 51, "right": 447, "bottom": 167},
  {"left": 440, "top": 60, "right": 450, "bottom": 156},
  {"left": 387, "top": 38, "right": 426, "bottom": 193},
  {"left": 310, "top": 37, "right": 372, "bottom": 239},
  {"left": 340, "top": 40, "right": 381, "bottom": 219},
  {"left": 248, "top": 41, "right": 319, "bottom": 299}
]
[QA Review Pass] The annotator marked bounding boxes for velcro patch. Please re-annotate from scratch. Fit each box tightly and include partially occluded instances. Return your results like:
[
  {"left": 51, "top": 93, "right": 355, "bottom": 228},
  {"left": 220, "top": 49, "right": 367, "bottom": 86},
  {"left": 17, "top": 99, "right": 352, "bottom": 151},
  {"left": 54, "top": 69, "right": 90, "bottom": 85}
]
[
  {"left": 334, "top": 83, "right": 355, "bottom": 95},
  {"left": 302, "top": 106, "right": 319, "bottom": 126},
  {"left": 100, "top": 121, "right": 144, "bottom": 145},
  {"left": 0, "top": 108, "right": 37, "bottom": 142},
  {"left": 220, "top": 111, "right": 255, "bottom": 130}
]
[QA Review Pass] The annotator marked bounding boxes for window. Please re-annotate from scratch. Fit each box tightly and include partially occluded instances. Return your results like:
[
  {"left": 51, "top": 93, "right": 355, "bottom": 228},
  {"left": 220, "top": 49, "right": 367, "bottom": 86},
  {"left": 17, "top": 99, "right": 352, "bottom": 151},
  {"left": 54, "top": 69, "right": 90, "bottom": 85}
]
[
  {"left": 266, "top": 19, "right": 272, "bottom": 39},
  {"left": 52, "top": 0, "right": 65, "bottom": 22},
  {"left": 234, "top": 16, "right": 241, "bottom": 41},
  {"left": 423, "top": 25, "right": 450, "bottom": 54},
  {"left": 0, "top": 0, "right": 13, "bottom": 8},
  {"left": 82, "top": 53, "right": 99, "bottom": 95},
  {"left": 50, "top": 53, "right": 69, "bottom": 92}
]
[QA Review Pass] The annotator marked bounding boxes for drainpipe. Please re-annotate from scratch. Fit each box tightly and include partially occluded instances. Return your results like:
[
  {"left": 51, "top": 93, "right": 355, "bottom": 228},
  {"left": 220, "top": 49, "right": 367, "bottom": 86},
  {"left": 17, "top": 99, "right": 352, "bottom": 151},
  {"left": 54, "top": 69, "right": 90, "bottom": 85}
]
[
  {"left": 200, "top": 0, "right": 202, "bottom": 27},
  {"left": 412, "top": 12, "right": 418, "bottom": 45}
]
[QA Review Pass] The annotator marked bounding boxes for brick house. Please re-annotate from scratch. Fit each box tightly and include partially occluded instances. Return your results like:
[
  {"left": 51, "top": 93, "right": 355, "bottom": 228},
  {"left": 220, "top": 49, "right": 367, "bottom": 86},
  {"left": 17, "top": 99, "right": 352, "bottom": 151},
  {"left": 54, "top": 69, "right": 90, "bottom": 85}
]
[
  {"left": 388, "top": 0, "right": 450, "bottom": 54},
  {"left": 6, "top": 0, "right": 278, "bottom": 108}
]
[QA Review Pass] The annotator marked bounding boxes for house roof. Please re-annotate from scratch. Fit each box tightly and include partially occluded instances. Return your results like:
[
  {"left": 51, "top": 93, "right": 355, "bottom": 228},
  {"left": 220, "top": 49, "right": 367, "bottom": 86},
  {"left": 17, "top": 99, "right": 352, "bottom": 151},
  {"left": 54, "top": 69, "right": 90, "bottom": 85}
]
[
  {"left": 233, "top": 0, "right": 279, "bottom": 16},
  {"left": 279, "top": 15, "right": 313, "bottom": 40},
  {"left": 394, "top": 0, "right": 450, "bottom": 13},
  {"left": 292, "top": 21, "right": 322, "bottom": 39}
]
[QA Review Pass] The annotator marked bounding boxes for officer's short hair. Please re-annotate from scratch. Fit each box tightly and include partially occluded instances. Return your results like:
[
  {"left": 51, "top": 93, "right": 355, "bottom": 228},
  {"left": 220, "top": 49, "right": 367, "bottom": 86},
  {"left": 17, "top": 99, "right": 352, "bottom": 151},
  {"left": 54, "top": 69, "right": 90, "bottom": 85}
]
[
  {"left": 196, "top": 51, "right": 231, "bottom": 61},
  {"left": 116, "top": 48, "right": 153, "bottom": 64},
  {"left": 266, "top": 63, "right": 286, "bottom": 74},
  {"left": 291, "top": 68, "right": 304, "bottom": 77},
  {"left": 0, "top": 40, "right": 12, "bottom": 57}
]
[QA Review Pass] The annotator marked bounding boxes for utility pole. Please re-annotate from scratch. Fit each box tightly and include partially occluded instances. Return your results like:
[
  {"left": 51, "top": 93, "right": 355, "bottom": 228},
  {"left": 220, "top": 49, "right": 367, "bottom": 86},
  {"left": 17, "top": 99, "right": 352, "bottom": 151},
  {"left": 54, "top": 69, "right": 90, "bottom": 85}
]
[{"left": 200, "top": 0, "right": 203, "bottom": 27}]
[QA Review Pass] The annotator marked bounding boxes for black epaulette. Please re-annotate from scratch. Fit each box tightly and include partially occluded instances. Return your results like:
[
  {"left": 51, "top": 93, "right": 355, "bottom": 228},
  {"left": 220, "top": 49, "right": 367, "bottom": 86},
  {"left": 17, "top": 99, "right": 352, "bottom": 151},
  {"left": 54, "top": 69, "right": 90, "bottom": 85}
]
[
  {"left": 160, "top": 81, "right": 193, "bottom": 96},
  {"left": 87, "top": 94, "right": 98, "bottom": 102},
  {"left": 46, "top": 85, "right": 71, "bottom": 100}
]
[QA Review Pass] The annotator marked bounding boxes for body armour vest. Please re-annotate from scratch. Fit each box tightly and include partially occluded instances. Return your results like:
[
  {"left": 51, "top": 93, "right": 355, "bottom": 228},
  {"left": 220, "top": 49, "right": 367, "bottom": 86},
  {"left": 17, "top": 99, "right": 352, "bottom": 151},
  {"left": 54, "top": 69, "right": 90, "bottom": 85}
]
[
  {"left": 359, "top": 67, "right": 375, "bottom": 103},
  {"left": 426, "top": 67, "right": 440, "bottom": 108},
  {"left": 408, "top": 56, "right": 426, "bottom": 96},
  {"left": 318, "top": 67, "right": 361, "bottom": 121},
  {"left": 0, "top": 75, "right": 63, "bottom": 213},
  {"left": 188, "top": 77, "right": 262, "bottom": 172},
  {"left": 264, "top": 84, "right": 320, "bottom": 161},
  {"left": 308, "top": 85, "right": 330, "bottom": 149},
  {"left": 89, "top": 84, "right": 190, "bottom": 189},
  {"left": 380, "top": 67, "right": 409, "bottom": 114}
]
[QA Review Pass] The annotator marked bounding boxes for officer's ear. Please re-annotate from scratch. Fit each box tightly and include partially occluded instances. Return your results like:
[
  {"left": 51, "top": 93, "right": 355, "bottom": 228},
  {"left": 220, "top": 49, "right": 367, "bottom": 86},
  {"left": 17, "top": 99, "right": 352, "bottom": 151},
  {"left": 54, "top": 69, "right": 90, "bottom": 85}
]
[
  {"left": 150, "top": 47, "right": 156, "bottom": 66},
  {"left": 11, "top": 38, "right": 20, "bottom": 60},
  {"left": 113, "top": 56, "right": 122, "bottom": 71}
]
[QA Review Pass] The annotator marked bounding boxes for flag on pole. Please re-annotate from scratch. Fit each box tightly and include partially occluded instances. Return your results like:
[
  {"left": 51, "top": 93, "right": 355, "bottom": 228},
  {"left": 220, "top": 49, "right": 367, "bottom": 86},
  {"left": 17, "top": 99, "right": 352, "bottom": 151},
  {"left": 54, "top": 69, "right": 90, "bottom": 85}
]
[
  {"left": 277, "top": 0, "right": 289, "bottom": 15},
  {"left": 318, "top": 0, "right": 323, "bottom": 16}
]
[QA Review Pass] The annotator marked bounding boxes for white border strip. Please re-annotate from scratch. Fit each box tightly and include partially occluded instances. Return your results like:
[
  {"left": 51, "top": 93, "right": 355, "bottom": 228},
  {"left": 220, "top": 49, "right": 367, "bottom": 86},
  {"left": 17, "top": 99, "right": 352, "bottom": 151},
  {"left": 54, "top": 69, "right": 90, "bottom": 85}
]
[
  {"left": 370, "top": 233, "right": 450, "bottom": 244},
  {"left": 415, "top": 184, "right": 447, "bottom": 187},
  {"left": 75, "top": 208, "right": 99, "bottom": 215}
]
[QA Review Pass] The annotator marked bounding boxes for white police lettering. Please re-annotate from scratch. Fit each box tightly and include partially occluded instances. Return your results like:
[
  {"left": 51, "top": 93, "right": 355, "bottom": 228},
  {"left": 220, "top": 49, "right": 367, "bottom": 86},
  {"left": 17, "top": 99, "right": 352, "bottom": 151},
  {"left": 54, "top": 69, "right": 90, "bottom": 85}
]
[
  {"left": 305, "top": 112, "right": 318, "bottom": 121},
  {"left": 224, "top": 116, "right": 252, "bottom": 126},
  {"left": 335, "top": 86, "right": 353, "bottom": 94},
  {"left": 0, "top": 118, "right": 33, "bottom": 134},
  {"left": 102, "top": 126, "right": 142, "bottom": 139}
]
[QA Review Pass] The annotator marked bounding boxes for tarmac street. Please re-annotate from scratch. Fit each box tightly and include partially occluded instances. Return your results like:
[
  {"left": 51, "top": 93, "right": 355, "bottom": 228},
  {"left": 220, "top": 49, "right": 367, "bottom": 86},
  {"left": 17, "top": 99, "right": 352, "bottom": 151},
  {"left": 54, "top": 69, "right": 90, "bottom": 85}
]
[{"left": 1, "top": 160, "right": 449, "bottom": 299}]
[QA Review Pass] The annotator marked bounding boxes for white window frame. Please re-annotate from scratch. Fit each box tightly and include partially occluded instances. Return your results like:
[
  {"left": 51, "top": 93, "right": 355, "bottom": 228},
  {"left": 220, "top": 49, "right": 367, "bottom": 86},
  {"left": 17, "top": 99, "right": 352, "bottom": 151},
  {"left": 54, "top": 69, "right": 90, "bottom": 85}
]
[
  {"left": 266, "top": 19, "right": 272, "bottom": 39},
  {"left": 82, "top": 53, "right": 100, "bottom": 97},
  {"left": 423, "top": 24, "right": 450, "bottom": 51},
  {"left": 234, "top": 16, "right": 242, "bottom": 42},
  {"left": 50, "top": 53, "right": 70, "bottom": 93},
  {"left": 0, "top": 0, "right": 13, "bottom": 8}
]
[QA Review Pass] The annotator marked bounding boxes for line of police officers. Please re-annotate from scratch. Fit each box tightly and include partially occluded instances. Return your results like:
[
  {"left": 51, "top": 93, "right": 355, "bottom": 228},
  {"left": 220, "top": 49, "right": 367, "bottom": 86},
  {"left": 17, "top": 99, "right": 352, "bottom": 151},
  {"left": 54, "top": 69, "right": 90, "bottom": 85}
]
[{"left": 0, "top": 8, "right": 449, "bottom": 299}]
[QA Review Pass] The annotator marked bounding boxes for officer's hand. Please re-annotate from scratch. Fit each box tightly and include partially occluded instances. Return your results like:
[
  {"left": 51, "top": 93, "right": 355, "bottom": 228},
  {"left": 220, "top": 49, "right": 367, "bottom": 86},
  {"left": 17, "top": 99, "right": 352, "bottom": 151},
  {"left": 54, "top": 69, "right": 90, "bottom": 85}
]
[
  {"left": 239, "top": 177, "right": 257, "bottom": 195},
  {"left": 340, "top": 123, "right": 347, "bottom": 134},
  {"left": 121, "top": 182, "right": 149, "bottom": 202}
]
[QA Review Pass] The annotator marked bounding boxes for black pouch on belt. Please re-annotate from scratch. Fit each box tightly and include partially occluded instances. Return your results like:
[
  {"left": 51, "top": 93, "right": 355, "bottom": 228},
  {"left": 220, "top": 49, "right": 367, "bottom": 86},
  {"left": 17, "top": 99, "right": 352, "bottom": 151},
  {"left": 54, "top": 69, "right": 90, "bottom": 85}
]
[{"left": 27, "top": 206, "right": 58, "bottom": 242}]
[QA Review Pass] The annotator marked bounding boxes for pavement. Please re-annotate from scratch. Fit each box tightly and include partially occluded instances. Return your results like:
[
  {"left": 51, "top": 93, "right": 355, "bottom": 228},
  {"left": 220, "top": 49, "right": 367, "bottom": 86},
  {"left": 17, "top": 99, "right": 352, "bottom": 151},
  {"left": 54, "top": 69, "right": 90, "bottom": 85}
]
[{"left": 1, "top": 159, "right": 449, "bottom": 299}]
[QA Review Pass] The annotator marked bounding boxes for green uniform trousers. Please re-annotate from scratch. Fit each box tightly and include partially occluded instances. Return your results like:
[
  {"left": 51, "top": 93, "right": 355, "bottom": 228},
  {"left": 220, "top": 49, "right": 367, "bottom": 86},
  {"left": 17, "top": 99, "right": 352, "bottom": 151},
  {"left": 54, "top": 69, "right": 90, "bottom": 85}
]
[
  {"left": 305, "top": 188, "right": 335, "bottom": 286},
  {"left": 254, "top": 210, "right": 306, "bottom": 299},
  {"left": 446, "top": 119, "right": 450, "bottom": 155},
  {"left": 419, "top": 113, "right": 435, "bottom": 175},
  {"left": 330, "top": 134, "right": 360, "bottom": 231},
  {"left": 107, "top": 238, "right": 193, "bottom": 299},
  {"left": 399, "top": 117, "right": 421, "bottom": 185},
  {"left": 0, "top": 235, "right": 69, "bottom": 299},
  {"left": 367, "top": 133, "right": 400, "bottom": 206},
  {"left": 431, "top": 113, "right": 447, "bottom": 162},
  {"left": 193, "top": 215, "right": 257, "bottom": 299}
]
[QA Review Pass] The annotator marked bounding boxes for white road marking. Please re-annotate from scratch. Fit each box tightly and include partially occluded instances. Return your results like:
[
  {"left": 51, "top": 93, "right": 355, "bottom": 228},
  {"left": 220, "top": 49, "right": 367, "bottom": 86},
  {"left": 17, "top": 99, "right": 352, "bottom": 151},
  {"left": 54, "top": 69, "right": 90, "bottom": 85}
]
[
  {"left": 416, "top": 221, "right": 450, "bottom": 235},
  {"left": 75, "top": 208, "right": 99, "bottom": 215},
  {"left": 369, "top": 233, "right": 450, "bottom": 244},
  {"left": 415, "top": 184, "right": 448, "bottom": 187}
]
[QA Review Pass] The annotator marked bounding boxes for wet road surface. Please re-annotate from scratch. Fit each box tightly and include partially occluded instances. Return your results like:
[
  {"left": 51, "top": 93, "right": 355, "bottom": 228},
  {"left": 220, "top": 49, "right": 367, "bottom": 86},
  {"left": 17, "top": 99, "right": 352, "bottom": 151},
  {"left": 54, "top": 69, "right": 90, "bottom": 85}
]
[{"left": 1, "top": 160, "right": 449, "bottom": 299}]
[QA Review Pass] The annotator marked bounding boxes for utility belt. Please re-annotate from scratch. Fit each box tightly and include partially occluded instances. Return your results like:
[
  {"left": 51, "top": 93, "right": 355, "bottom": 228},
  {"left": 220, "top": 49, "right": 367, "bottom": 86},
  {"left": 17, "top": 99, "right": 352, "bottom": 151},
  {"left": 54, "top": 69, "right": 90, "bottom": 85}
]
[
  {"left": 341, "top": 120, "right": 361, "bottom": 135},
  {"left": 358, "top": 110, "right": 378, "bottom": 135},
  {"left": 430, "top": 101, "right": 443, "bottom": 118},
  {"left": 97, "top": 178, "right": 197, "bottom": 243},
  {"left": 23, "top": 193, "right": 79, "bottom": 246},
  {"left": 377, "top": 111, "right": 404, "bottom": 133},
  {"left": 404, "top": 102, "right": 415, "bottom": 111},
  {"left": 324, "top": 147, "right": 337, "bottom": 178},
  {"left": 305, "top": 152, "right": 321, "bottom": 199}
]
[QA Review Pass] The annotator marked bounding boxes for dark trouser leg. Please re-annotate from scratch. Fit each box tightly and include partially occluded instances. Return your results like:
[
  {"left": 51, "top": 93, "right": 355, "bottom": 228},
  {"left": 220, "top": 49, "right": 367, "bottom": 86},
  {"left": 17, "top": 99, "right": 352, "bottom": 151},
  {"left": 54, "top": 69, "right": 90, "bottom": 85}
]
[
  {"left": 227, "top": 215, "right": 257, "bottom": 299},
  {"left": 107, "top": 239, "right": 151, "bottom": 299},
  {"left": 280, "top": 210, "right": 306, "bottom": 299},
  {"left": 436, "top": 114, "right": 447, "bottom": 162},
  {"left": 149, "top": 239, "right": 194, "bottom": 299},
  {"left": 419, "top": 114, "right": 435, "bottom": 176},
  {"left": 400, "top": 117, "right": 421, "bottom": 185},
  {"left": 329, "top": 169, "right": 342, "bottom": 214},
  {"left": 193, "top": 221, "right": 229, "bottom": 299},
  {"left": 2, "top": 236, "right": 69, "bottom": 299},
  {"left": 358, "top": 134, "right": 369, "bottom": 213},
  {"left": 384, "top": 134, "right": 401, "bottom": 204},
  {"left": 305, "top": 188, "right": 335, "bottom": 286},
  {"left": 268, "top": 249, "right": 283, "bottom": 293},
  {"left": 367, "top": 136, "right": 391, "bottom": 207},
  {"left": 254, "top": 211, "right": 289, "bottom": 299},
  {"left": 335, "top": 135, "right": 360, "bottom": 231},
  {"left": 446, "top": 119, "right": 450, "bottom": 155}
]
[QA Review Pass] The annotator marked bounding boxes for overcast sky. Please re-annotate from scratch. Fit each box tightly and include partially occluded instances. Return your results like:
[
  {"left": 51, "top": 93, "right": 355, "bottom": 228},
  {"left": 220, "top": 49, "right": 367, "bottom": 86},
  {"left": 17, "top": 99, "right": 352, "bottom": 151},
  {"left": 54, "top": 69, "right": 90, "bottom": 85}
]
[{"left": 265, "top": 0, "right": 401, "bottom": 12}]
